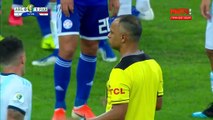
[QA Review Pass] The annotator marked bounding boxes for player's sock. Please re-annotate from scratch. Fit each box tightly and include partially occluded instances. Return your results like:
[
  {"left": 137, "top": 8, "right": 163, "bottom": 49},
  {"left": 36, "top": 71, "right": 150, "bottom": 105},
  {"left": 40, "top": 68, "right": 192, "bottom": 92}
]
[
  {"left": 117, "top": 0, "right": 132, "bottom": 16},
  {"left": 54, "top": 56, "right": 72, "bottom": 109},
  {"left": 131, "top": 6, "right": 140, "bottom": 16},
  {"left": 36, "top": 13, "right": 51, "bottom": 36},
  {"left": 30, "top": 0, "right": 51, "bottom": 36},
  {"left": 13, "top": 0, "right": 23, "bottom": 5},
  {"left": 210, "top": 71, "right": 213, "bottom": 92},
  {"left": 75, "top": 53, "right": 97, "bottom": 107},
  {"left": 135, "top": 0, "right": 154, "bottom": 20}
]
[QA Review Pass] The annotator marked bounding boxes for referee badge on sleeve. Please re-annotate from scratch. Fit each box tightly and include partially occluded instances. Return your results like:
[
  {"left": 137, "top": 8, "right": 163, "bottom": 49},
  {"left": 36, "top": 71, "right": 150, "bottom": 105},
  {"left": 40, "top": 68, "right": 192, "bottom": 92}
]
[{"left": 13, "top": 93, "right": 24, "bottom": 103}]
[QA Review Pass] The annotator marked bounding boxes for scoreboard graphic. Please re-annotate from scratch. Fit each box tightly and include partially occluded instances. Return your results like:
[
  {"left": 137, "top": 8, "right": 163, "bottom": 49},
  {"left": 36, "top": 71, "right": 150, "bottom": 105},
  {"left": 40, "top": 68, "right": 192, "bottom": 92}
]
[{"left": 14, "top": 4, "right": 48, "bottom": 17}]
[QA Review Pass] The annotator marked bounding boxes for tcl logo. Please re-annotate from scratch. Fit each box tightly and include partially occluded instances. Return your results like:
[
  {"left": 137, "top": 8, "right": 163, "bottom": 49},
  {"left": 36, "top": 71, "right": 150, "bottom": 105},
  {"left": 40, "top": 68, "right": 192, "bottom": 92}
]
[{"left": 109, "top": 88, "right": 125, "bottom": 95}]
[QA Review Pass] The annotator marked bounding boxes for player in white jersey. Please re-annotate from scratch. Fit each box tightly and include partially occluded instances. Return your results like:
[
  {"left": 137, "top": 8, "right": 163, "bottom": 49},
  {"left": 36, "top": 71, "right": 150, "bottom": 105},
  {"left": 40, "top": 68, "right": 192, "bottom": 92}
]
[
  {"left": 118, "top": 0, "right": 154, "bottom": 20},
  {"left": 0, "top": 74, "right": 32, "bottom": 120},
  {"left": 0, "top": 36, "right": 32, "bottom": 120},
  {"left": 192, "top": 0, "right": 213, "bottom": 118}
]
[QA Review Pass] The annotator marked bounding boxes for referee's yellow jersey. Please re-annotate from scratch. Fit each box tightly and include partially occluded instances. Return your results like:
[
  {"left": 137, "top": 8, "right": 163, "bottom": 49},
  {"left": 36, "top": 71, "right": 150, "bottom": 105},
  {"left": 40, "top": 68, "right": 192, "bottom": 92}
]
[{"left": 106, "top": 53, "right": 163, "bottom": 120}]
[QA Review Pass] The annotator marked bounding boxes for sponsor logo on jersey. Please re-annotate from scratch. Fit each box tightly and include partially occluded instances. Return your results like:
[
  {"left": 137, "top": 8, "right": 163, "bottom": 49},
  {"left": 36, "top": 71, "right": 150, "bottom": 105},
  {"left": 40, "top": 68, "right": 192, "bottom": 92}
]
[
  {"left": 14, "top": 4, "right": 48, "bottom": 17},
  {"left": 63, "top": 19, "right": 73, "bottom": 29},
  {"left": 13, "top": 93, "right": 24, "bottom": 103},
  {"left": 109, "top": 88, "right": 125, "bottom": 95}
]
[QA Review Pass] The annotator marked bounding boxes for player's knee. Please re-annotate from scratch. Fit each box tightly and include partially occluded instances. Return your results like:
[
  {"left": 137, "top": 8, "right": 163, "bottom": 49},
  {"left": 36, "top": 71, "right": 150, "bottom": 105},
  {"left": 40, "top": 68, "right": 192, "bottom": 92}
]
[
  {"left": 81, "top": 40, "right": 99, "bottom": 56},
  {"left": 59, "top": 46, "right": 77, "bottom": 60},
  {"left": 81, "top": 49, "right": 98, "bottom": 56},
  {"left": 82, "top": 45, "right": 98, "bottom": 56}
]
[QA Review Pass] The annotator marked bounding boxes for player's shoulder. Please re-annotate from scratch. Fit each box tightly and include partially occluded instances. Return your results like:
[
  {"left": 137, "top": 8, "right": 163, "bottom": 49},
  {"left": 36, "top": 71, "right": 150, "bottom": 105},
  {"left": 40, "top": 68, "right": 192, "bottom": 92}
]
[
  {"left": 1, "top": 73, "right": 32, "bottom": 87},
  {"left": 14, "top": 75, "right": 32, "bottom": 87}
]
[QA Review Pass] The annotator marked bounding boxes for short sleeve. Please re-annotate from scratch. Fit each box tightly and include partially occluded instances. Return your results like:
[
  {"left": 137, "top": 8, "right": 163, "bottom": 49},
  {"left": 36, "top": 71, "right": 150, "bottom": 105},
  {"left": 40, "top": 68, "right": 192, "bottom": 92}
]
[
  {"left": 8, "top": 80, "right": 32, "bottom": 115},
  {"left": 157, "top": 66, "right": 163, "bottom": 96},
  {"left": 107, "top": 68, "right": 130, "bottom": 105}
]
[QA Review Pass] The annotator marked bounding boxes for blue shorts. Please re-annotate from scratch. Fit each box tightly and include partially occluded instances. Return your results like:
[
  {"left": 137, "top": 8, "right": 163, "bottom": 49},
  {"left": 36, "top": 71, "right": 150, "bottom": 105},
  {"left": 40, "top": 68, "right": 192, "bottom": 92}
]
[
  {"left": 57, "top": 4, "right": 109, "bottom": 40},
  {"left": 30, "top": 0, "right": 49, "bottom": 7}
]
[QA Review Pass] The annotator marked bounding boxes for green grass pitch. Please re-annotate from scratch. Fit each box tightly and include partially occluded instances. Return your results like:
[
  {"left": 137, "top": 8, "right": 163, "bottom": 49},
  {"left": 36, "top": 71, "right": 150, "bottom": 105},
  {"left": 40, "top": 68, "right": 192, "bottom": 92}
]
[{"left": 1, "top": 0, "right": 213, "bottom": 119}]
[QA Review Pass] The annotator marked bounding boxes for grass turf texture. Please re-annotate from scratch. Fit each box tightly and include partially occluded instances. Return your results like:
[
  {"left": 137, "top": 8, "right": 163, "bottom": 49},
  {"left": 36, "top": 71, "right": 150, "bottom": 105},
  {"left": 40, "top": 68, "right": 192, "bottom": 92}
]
[{"left": 1, "top": 0, "right": 213, "bottom": 119}]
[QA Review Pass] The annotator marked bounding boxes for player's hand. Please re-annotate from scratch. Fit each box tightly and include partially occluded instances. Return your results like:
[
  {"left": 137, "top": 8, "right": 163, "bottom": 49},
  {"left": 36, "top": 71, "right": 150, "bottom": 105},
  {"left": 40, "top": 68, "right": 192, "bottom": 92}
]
[
  {"left": 61, "top": 0, "right": 74, "bottom": 17},
  {"left": 200, "top": 0, "right": 211, "bottom": 19},
  {"left": 109, "top": 0, "right": 120, "bottom": 17}
]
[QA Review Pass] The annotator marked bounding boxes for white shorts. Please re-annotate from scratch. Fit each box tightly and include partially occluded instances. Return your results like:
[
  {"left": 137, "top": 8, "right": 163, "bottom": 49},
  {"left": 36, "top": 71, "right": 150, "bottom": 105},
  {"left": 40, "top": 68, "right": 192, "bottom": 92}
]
[{"left": 205, "top": 19, "right": 213, "bottom": 50}]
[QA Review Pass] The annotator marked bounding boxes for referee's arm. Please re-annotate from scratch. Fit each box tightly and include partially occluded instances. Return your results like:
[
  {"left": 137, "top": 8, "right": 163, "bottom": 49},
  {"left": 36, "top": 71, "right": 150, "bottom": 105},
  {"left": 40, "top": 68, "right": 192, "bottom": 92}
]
[{"left": 156, "top": 96, "right": 163, "bottom": 111}]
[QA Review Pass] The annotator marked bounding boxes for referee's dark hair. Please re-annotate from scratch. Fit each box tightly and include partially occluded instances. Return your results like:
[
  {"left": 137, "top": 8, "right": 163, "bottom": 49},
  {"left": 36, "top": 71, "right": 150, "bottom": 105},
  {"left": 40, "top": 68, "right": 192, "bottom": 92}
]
[{"left": 118, "top": 15, "right": 142, "bottom": 42}]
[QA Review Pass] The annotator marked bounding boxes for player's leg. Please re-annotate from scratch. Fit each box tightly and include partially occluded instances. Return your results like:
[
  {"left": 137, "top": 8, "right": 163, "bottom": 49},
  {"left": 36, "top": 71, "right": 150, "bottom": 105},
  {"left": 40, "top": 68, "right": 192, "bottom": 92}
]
[
  {"left": 8, "top": 0, "right": 23, "bottom": 26},
  {"left": 31, "top": 0, "right": 58, "bottom": 66},
  {"left": 134, "top": 0, "right": 154, "bottom": 20},
  {"left": 31, "top": 48, "right": 58, "bottom": 66},
  {"left": 38, "top": 14, "right": 55, "bottom": 50},
  {"left": 49, "top": 0, "right": 58, "bottom": 50},
  {"left": 52, "top": 3, "right": 79, "bottom": 120},
  {"left": 202, "top": 49, "right": 213, "bottom": 116},
  {"left": 30, "top": 0, "right": 55, "bottom": 50},
  {"left": 206, "top": 49, "right": 213, "bottom": 92},
  {"left": 97, "top": 0, "right": 131, "bottom": 63},
  {"left": 204, "top": 15, "right": 213, "bottom": 111},
  {"left": 53, "top": 35, "right": 77, "bottom": 120},
  {"left": 200, "top": 32, "right": 213, "bottom": 118},
  {"left": 192, "top": 17, "right": 213, "bottom": 119},
  {"left": 99, "top": 0, "right": 131, "bottom": 63},
  {"left": 98, "top": 39, "right": 117, "bottom": 62},
  {"left": 117, "top": 0, "right": 132, "bottom": 16},
  {"left": 72, "top": 40, "right": 97, "bottom": 119},
  {"left": 72, "top": 5, "right": 109, "bottom": 119}
]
